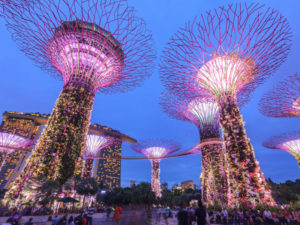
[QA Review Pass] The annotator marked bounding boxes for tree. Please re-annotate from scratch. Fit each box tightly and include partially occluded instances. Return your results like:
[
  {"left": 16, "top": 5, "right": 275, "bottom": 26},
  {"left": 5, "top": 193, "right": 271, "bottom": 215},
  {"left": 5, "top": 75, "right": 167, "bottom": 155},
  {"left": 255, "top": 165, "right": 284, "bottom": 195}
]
[{"left": 75, "top": 177, "right": 99, "bottom": 207}]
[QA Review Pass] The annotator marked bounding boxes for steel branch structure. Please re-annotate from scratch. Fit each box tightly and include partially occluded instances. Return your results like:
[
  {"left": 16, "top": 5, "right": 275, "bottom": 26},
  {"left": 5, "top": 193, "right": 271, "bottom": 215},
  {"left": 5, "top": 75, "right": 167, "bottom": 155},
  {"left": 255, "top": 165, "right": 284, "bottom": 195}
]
[
  {"left": 160, "top": 91, "right": 227, "bottom": 207},
  {"left": 0, "top": 132, "right": 33, "bottom": 171},
  {"left": 131, "top": 139, "right": 181, "bottom": 198},
  {"left": 259, "top": 73, "right": 300, "bottom": 117},
  {"left": 263, "top": 131, "right": 300, "bottom": 168},
  {"left": 160, "top": 3, "right": 291, "bottom": 208},
  {"left": 84, "top": 134, "right": 116, "bottom": 177},
  {"left": 4, "top": 0, "right": 155, "bottom": 197}
]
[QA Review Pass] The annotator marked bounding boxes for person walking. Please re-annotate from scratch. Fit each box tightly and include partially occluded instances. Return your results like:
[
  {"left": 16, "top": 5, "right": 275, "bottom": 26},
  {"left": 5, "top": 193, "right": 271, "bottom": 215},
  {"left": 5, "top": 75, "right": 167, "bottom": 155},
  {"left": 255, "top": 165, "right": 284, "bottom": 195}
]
[
  {"left": 106, "top": 207, "right": 112, "bottom": 219},
  {"left": 163, "top": 207, "right": 170, "bottom": 225},
  {"left": 195, "top": 201, "right": 207, "bottom": 225},
  {"left": 113, "top": 205, "right": 122, "bottom": 225},
  {"left": 86, "top": 206, "right": 94, "bottom": 225}
]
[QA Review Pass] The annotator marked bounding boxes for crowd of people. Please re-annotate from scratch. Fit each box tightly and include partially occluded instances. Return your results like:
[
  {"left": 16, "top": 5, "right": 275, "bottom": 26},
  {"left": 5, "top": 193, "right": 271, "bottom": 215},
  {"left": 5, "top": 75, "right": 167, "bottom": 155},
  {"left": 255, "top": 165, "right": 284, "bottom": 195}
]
[
  {"left": 0, "top": 203, "right": 299, "bottom": 225},
  {"left": 0, "top": 205, "right": 124, "bottom": 225},
  {"left": 154, "top": 203, "right": 300, "bottom": 225}
]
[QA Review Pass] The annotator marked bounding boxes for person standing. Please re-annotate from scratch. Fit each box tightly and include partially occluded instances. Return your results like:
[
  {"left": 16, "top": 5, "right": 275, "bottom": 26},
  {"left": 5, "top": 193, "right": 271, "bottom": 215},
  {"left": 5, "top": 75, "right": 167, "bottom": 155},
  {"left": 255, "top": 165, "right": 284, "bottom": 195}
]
[
  {"left": 113, "top": 205, "right": 122, "bottom": 225},
  {"left": 24, "top": 218, "right": 35, "bottom": 225},
  {"left": 195, "top": 201, "right": 206, "bottom": 225},
  {"left": 177, "top": 204, "right": 188, "bottom": 225},
  {"left": 44, "top": 216, "right": 53, "bottom": 225},
  {"left": 67, "top": 216, "right": 75, "bottom": 225},
  {"left": 53, "top": 215, "right": 59, "bottom": 225},
  {"left": 86, "top": 206, "right": 95, "bottom": 225}
]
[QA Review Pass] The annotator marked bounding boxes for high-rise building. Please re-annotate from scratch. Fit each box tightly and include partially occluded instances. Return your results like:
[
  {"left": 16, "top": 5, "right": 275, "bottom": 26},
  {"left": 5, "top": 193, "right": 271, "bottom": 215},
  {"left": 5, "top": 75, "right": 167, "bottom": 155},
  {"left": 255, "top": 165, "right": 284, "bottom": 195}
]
[
  {"left": 181, "top": 180, "right": 196, "bottom": 190},
  {"left": 0, "top": 111, "right": 47, "bottom": 189},
  {"left": 92, "top": 123, "right": 136, "bottom": 190},
  {"left": 130, "top": 180, "right": 136, "bottom": 188},
  {"left": 0, "top": 112, "right": 135, "bottom": 191}
]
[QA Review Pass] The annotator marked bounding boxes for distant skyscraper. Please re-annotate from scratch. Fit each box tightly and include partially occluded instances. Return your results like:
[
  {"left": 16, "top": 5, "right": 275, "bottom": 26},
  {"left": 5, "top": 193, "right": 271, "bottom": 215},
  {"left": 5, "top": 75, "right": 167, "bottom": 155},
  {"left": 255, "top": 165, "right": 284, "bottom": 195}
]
[
  {"left": 91, "top": 124, "right": 136, "bottom": 190},
  {"left": 181, "top": 180, "right": 196, "bottom": 190},
  {"left": 0, "top": 112, "right": 135, "bottom": 191},
  {"left": 130, "top": 180, "right": 136, "bottom": 188},
  {"left": 0, "top": 111, "right": 45, "bottom": 189}
]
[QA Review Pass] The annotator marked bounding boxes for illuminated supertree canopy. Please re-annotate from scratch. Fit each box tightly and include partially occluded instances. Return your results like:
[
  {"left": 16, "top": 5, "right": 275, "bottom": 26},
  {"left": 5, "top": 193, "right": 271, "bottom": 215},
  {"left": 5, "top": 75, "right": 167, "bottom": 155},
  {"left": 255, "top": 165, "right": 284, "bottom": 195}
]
[
  {"left": 160, "top": 91, "right": 227, "bottom": 206},
  {"left": 259, "top": 73, "right": 300, "bottom": 117},
  {"left": 160, "top": 3, "right": 291, "bottom": 208},
  {"left": 263, "top": 131, "right": 300, "bottom": 168},
  {"left": 84, "top": 134, "right": 116, "bottom": 177},
  {"left": 4, "top": 0, "right": 155, "bottom": 197},
  {"left": 131, "top": 139, "right": 181, "bottom": 198},
  {"left": 0, "top": 132, "right": 33, "bottom": 170}
]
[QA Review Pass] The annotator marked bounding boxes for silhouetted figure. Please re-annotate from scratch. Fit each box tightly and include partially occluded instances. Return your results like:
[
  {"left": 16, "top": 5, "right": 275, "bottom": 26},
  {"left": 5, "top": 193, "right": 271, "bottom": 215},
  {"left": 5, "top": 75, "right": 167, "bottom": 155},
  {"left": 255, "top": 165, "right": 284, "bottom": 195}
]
[
  {"left": 177, "top": 204, "right": 188, "bottom": 225},
  {"left": 195, "top": 201, "right": 206, "bottom": 225}
]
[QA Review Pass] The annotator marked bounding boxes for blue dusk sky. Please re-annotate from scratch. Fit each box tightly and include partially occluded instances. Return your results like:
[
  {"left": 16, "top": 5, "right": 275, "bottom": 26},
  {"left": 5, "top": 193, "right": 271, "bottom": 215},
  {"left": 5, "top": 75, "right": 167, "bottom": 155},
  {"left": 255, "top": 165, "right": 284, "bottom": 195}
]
[{"left": 0, "top": 0, "right": 299, "bottom": 189}]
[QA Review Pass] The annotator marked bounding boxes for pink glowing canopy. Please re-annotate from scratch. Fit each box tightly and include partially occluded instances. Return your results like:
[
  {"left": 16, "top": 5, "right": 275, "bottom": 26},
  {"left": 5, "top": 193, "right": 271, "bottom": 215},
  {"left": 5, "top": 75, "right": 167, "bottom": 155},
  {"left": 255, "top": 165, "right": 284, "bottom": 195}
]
[
  {"left": 0, "top": 132, "right": 33, "bottom": 154},
  {"left": 159, "top": 91, "right": 219, "bottom": 129},
  {"left": 131, "top": 139, "right": 181, "bottom": 160},
  {"left": 263, "top": 131, "right": 300, "bottom": 157},
  {"left": 85, "top": 134, "right": 115, "bottom": 158},
  {"left": 4, "top": 0, "right": 155, "bottom": 94},
  {"left": 160, "top": 3, "right": 291, "bottom": 100},
  {"left": 259, "top": 73, "right": 300, "bottom": 117}
]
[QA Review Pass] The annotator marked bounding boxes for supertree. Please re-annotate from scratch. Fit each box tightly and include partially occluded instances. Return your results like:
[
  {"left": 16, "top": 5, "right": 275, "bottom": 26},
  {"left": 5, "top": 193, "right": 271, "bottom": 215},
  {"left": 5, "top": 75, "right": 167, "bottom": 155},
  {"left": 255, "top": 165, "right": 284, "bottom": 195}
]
[
  {"left": 4, "top": 0, "right": 155, "bottom": 196},
  {"left": 159, "top": 91, "right": 227, "bottom": 207},
  {"left": 0, "top": 132, "right": 33, "bottom": 170},
  {"left": 160, "top": 3, "right": 291, "bottom": 207},
  {"left": 130, "top": 139, "right": 181, "bottom": 198},
  {"left": 259, "top": 73, "right": 300, "bottom": 117},
  {"left": 263, "top": 131, "right": 300, "bottom": 168},
  {"left": 84, "top": 134, "right": 116, "bottom": 177}
]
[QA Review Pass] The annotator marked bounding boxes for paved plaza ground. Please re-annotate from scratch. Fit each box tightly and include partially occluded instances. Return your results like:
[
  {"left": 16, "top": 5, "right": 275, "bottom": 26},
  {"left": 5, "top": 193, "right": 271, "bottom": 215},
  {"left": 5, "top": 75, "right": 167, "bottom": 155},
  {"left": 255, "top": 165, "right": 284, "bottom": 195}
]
[{"left": 0, "top": 211, "right": 219, "bottom": 225}]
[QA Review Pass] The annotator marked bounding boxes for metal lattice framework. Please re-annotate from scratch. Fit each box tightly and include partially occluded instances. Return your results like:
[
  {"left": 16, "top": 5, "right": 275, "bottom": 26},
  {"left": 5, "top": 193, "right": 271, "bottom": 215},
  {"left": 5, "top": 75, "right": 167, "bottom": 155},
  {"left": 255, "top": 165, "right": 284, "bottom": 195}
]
[
  {"left": 160, "top": 3, "right": 291, "bottom": 100},
  {"left": 160, "top": 3, "right": 291, "bottom": 208},
  {"left": 263, "top": 131, "right": 300, "bottom": 168},
  {"left": 4, "top": 0, "right": 155, "bottom": 199},
  {"left": 131, "top": 139, "right": 181, "bottom": 198},
  {"left": 160, "top": 91, "right": 227, "bottom": 206},
  {"left": 84, "top": 134, "right": 116, "bottom": 177},
  {"left": 4, "top": 0, "right": 155, "bottom": 94},
  {"left": 160, "top": 91, "right": 219, "bottom": 136},
  {"left": 259, "top": 73, "right": 300, "bottom": 117},
  {"left": 0, "top": 132, "right": 33, "bottom": 170}
]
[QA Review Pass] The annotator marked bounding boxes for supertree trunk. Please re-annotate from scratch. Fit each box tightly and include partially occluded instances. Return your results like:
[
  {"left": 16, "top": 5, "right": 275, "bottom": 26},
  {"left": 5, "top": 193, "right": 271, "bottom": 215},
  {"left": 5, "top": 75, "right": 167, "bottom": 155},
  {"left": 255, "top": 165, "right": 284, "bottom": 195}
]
[
  {"left": 199, "top": 127, "right": 228, "bottom": 207},
  {"left": 151, "top": 159, "right": 161, "bottom": 198},
  {"left": 10, "top": 82, "right": 94, "bottom": 196},
  {"left": 84, "top": 159, "right": 94, "bottom": 177},
  {"left": 218, "top": 95, "right": 273, "bottom": 208}
]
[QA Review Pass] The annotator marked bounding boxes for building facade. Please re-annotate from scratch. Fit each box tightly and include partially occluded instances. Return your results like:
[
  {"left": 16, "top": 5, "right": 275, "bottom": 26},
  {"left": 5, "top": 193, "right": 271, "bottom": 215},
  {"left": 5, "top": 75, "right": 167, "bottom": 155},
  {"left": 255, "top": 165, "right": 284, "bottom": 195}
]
[
  {"left": 0, "top": 112, "right": 135, "bottom": 191},
  {"left": 0, "top": 111, "right": 46, "bottom": 189},
  {"left": 92, "top": 124, "right": 123, "bottom": 190},
  {"left": 181, "top": 180, "right": 196, "bottom": 190}
]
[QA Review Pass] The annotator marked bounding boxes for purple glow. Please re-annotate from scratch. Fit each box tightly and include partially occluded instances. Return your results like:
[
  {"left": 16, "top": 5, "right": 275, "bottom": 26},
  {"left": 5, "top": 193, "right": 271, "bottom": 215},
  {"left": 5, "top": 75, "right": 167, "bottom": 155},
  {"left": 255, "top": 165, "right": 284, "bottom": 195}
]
[
  {"left": 85, "top": 134, "right": 114, "bottom": 157},
  {"left": 259, "top": 73, "right": 300, "bottom": 117},
  {"left": 263, "top": 131, "right": 300, "bottom": 167},
  {"left": 0, "top": 132, "right": 33, "bottom": 153},
  {"left": 131, "top": 139, "right": 181, "bottom": 197},
  {"left": 4, "top": 0, "right": 155, "bottom": 94},
  {"left": 131, "top": 139, "right": 181, "bottom": 160}
]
